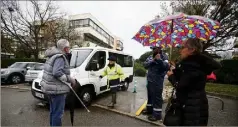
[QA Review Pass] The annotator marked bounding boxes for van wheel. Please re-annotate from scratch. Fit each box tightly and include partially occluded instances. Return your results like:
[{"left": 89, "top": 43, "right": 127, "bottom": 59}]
[
  {"left": 121, "top": 81, "right": 129, "bottom": 91},
  {"left": 79, "top": 87, "right": 93, "bottom": 107}
]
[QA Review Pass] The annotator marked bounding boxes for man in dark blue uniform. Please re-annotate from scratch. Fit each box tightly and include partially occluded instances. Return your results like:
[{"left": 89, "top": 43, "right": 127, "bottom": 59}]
[{"left": 142, "top": 46, "right": 169, "bottom": 121}]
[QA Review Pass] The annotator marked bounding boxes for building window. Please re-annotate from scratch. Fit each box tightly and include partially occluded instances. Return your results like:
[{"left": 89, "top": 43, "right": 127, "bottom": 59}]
[
  {"left": 89, "top": 20, "right": 94, "bottom": 28},
  {"left": 75, "top": 18, "right": 114, "bottom": 44},
  {"left": 83, "top": 19, "right": 89, "bottom": 27}
]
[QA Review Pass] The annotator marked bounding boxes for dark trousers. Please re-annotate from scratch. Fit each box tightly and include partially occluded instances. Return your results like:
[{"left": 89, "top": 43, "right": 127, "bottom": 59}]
[
  {"left": 48, "top": 94, "right": 66, "bottom": 126},
  {"left": 109, "top": 79, "right": 120, "bottom": 103},
  {"left": 147, "top": 81, "right": 163, "bottom": 119},
  {"left": 146, "top": 81, "right": 153, "bottom": 113}
]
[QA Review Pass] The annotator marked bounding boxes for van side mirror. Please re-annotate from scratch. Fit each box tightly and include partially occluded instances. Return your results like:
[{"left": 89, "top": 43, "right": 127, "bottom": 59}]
[
  {"left": 87, "top": 60, "right": 98, "bottom": 71},
  {"left": 26, "top": 67, "right": 31, "bottom": 70}
]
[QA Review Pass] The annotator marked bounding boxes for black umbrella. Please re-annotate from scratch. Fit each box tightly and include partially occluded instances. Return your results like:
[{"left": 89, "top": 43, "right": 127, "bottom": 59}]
[
  {"left": 68, "top": 89, "right": 76, "bottom": 126},
  {"left": 64, "top": 80, "right": 90, "bottom": 126}
]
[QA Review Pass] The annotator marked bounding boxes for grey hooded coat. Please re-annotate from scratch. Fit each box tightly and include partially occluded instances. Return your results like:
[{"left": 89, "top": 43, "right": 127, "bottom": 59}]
[{"left": 41, "top": 47, "right": 71, "bottom": 95}]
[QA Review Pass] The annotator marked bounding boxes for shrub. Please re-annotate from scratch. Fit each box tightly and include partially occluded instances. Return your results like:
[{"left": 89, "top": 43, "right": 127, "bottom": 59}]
[
  {"left": 215, "top": 59, "right": 238, "bottom": 85},
  {"left": 134, "top": 62, "right": 146, "bottom": 77},
  {"left": 1, "top": 58, "right": 46, "bottom": 68}
]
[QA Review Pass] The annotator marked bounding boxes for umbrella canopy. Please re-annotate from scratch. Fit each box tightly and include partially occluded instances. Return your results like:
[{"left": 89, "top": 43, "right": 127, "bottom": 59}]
[{"left": 132, "top": 13, "right": 221, "bottom": 48}]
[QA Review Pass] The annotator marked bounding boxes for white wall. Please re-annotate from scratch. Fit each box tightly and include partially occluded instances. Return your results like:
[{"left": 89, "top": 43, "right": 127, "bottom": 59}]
[
  {"left": 69, "top": 13, "right": 114, "bottom": 37},
  {"left": 74, "top": 27, "right": 112, "bottom": 46}
]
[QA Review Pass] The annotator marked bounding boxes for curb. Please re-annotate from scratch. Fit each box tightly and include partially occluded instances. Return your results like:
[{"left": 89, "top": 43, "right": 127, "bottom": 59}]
[
  {"left": 92, "top": 104, "right": 165, "bottom": 126},
  {"left": 1, "top": 86, "right": 31, "bottom": 91},
  {"left": 206, "top": 92, "right": 238, "bottom": 100}
]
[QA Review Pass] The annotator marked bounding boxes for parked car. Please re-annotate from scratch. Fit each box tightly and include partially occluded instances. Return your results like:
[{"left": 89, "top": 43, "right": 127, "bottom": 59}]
[
  {"left": 31, "top": 47, "right": 134, "bottom": 106},
  {"left": 207, "top": 72, "right": 217, "bottom": 82},
  {"left": 1, "top": 62, "right": 42, "bottom": 84},
  {"left": 25, "top": 63, "right": 44, "bottom": 85}
]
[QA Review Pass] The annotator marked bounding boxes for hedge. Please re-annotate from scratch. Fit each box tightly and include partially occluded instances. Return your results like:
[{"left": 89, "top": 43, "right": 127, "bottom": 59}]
[
  {"left": 134, "top": 62, "right": 146, "bottom": 77},
  {"left": 1, "top": 58, "right": 46, "bottom": 68},
  {"left": 215, "top": 59, "right": 238, "bottom": 85}
]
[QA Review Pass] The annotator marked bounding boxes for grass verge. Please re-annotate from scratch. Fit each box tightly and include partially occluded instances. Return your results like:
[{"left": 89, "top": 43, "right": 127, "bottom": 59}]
[
  {"left": 205, "top": 83, "right": 238, "bottom": 98},
  {"left": 166, "top": 82, "right": 238, "bottom": 98}
]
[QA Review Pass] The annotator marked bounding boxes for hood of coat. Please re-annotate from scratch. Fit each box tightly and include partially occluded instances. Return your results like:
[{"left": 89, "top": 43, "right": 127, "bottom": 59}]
[
  {"left": 45, "top": 46, "right": 64, "bottom": 57},
  {"left": 180, "top": 53, "right": 222, "bottom": 75}
]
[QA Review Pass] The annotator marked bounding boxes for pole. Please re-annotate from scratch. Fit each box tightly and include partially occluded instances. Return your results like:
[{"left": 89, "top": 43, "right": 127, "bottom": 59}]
[
  {"left": 170, "top": 19, "right": 174, "bottom": 60},
  {"left": 133, "top": 80, "right": 137, "bottom": 93},
  {"left": 170, "top": 8, "right": 175, "bottom": 61},
  {"left": 170, "top": 46, "right": 172, "bottom": 60}
]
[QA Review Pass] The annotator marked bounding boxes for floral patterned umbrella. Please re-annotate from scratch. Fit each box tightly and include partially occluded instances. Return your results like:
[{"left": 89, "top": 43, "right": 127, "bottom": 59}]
[{"left": 132, "top": 13, "right": 221, "bottom": 48}]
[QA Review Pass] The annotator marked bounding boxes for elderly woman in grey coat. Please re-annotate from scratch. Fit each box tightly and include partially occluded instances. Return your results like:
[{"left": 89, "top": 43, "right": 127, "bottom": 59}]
[
  {"left": 167, "top": 38, "right": 221, "bottom": 126},
  {"left": 41, "top": 39, "right": 76, "bottom": 126}
]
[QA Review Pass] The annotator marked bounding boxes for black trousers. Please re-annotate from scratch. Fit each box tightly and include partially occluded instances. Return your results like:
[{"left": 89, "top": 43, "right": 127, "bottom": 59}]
[{"left": 109, "top": 78, "right": 120, "bottom": 103}]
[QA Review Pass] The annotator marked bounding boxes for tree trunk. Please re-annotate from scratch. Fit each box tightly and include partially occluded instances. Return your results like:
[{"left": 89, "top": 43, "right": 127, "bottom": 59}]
[
  {"left": 35, "top": 36, "right": 39, "bottom": 61},
  {"left": 34, "top": 51, "right": 39, "bottom": 61}
]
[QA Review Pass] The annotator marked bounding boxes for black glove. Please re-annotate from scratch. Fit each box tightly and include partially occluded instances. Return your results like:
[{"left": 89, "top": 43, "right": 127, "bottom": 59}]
[{"left": 99, "top": 75, "right": 103, "bottom": 79}]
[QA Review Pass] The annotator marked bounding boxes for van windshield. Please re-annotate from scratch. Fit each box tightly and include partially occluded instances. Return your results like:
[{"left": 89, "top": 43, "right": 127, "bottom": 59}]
[{"left": 70, "top": 49, "right": 93, "bottom": 68}]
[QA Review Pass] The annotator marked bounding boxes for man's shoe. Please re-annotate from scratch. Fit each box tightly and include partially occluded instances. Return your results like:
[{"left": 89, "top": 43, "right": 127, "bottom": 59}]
[
  {"left": 148, "top": 115, "right": 162, "bottom": 121},
  {"left": 142, "top": 110, "right": 152, "bottom": 115},
  {"left": 107, "top": 102, "right": 114, "bottom": 108}
]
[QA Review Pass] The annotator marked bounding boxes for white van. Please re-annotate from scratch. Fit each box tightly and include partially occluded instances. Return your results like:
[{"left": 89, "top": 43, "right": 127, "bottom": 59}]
[{"left": 31, "top": 47, "right": 134, "bottom": 106}]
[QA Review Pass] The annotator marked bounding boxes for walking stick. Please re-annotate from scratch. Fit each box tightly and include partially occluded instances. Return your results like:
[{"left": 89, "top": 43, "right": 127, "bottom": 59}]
[
  {"left": 62, "top": 81, "right": 90, "bottom": 126},
  {"left": 64, "top": 81, "right": 91, "bottom": 113}
]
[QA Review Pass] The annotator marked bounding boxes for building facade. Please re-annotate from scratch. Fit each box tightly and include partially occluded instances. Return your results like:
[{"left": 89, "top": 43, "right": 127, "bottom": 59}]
[
  {"left": 69, "top": 13, "right": 123, "bottom": 50},
  {"left": 3, "top": 13, "right": 124, "bottom": 59}
]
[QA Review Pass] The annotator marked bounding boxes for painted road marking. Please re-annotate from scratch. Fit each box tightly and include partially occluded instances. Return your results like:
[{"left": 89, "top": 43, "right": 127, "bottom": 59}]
[{"left": 136, "top": 100, "right": 147, "bottom": 116}]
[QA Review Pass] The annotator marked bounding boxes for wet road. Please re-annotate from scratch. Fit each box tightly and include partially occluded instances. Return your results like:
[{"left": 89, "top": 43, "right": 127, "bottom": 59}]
[
  {"left": 1, "top": 88, "right": 154, "bottom": 126},
  {"left": 1, "top": 77, "right": 238, "bottom": 126}
]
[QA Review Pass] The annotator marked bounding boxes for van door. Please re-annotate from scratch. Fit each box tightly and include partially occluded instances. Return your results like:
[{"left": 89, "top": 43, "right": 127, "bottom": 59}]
[{"left": 87, "top": 51, "right": 108, "bottom": 94}]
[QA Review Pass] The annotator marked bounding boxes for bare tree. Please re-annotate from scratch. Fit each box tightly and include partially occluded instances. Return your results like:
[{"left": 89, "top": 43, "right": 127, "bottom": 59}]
[
  {"left": 41, "top": 19, "right": 83, "bottom": 48},
  {"left": 1, "top": 0, "right": 66, "bottom": 60},
  {"left": 159, "top": 0, "right": 238, "bottom": 51},
  {"left": 1, "top": 31, "right": 15, "bottom": 54}
]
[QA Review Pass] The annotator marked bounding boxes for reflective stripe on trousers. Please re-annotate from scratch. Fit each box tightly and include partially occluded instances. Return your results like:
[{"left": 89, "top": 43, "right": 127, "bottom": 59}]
[
  {"left": 110, "top": 85, "right": 118, "bottom": 88},
  {"left": 153, "top": 108, "right": 162, "bottom": 111}
]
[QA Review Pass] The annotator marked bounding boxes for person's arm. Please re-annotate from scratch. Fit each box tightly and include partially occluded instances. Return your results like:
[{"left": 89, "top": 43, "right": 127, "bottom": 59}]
[
  {"left": 117, "top": 66, "right": 125, "bottom": 81},
  {"left": 52, "top": 57, "right": 70, "bottom": 83},
  {"left": 100, "top": 67, "right": 108, "bottom": 78},
  {"left": 154, "top": 59, "right": 170, "bottom": 72},
  {"left": 143, "top": 57, "right": 155, "bottom": 69}
]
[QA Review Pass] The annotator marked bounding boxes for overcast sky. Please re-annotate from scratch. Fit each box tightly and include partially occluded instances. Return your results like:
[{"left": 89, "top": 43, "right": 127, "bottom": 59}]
[{"left": 57, "top": 1, "right": 171, "bottom": 59}]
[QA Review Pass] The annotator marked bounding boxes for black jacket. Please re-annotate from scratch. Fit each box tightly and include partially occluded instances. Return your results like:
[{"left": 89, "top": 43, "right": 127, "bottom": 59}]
[{"left": 168, "top": 53, "right": 221, "bottom": 126}]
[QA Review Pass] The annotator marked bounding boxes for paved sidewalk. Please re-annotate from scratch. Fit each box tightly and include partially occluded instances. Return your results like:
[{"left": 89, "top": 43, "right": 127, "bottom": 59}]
[
  {"left": 92, "top": 77, "right": 172, "bottom": 126},
  {"left": 93, "top": 77, "right": 238, "bottom": 126}
]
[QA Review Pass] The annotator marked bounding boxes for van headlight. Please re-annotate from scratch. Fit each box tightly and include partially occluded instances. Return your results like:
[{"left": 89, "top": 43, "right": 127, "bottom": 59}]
[{"left": 1, "top": 70, "right": 10, "bottom": 75}]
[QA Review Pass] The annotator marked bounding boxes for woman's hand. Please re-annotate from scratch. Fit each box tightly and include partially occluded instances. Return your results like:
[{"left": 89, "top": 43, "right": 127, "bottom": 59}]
[{"left": 167, "top": 70, "right": 173, "bottom": 77}]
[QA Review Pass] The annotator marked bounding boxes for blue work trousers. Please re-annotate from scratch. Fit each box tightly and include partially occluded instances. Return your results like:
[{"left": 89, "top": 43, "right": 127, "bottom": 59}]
[{"left": 147, "top": 81, "right": 163, "bottom": 119}]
